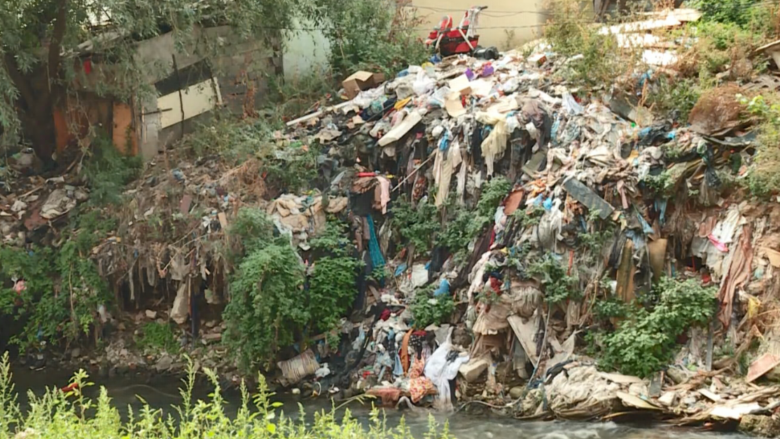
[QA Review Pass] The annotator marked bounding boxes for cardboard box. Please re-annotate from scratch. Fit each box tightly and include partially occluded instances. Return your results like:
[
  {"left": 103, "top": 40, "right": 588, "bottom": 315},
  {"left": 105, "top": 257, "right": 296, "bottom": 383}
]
[
  {"left": 448, "top": 74, "right": 472, "bottom": 95},
  {"left": 342, "top": 71, "right": 386, "bottom": 99}
]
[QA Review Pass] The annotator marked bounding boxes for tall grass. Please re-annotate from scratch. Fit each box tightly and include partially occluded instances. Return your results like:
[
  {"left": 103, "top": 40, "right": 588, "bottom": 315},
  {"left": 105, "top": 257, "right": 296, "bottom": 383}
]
[{"left": 0, "top": 354, "right": 451, "bottom": 439}]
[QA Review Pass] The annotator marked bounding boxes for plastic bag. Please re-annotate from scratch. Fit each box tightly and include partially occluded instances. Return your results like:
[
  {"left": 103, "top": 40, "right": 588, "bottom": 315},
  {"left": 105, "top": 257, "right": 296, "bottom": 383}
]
[
  {"left": 412, "top": 70, "right": 435, "bottom": 96},
  {"left": 424, "top": 328, "right": 470, "bottom": 411}
]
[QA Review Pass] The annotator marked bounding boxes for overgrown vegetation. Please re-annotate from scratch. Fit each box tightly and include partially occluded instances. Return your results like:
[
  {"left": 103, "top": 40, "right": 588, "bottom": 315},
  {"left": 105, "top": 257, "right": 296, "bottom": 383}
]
[
  {"left": 135, "top": 322, "right": 180, "bottom": 354},
  {"left": 528, "top": 255, "right": 578, "bottom": 305},
  {"left": 543, "top": 0, "right": 630, "bottom": 86},
  {"left": 591, "top": 278, "right": 716, "bottom": 378},
  {"left": 0, "top": 354, "right": 452, "bottom": 439},
  {"left": 392, "top": 196, "right": 440, "bottom": 254},
  {"left": 0, "top": 205, "right": 118, "bottom": 351},
  {"left": 223, "top": 209, "right": 360, "bottom": 371},
  {"left": 318, "top": 0, "right": 429, "bottom": 79},
  {"left": 307, "top": 220, "right": 363, "bottom": 337},
  {"left": 83, "top": 134, "right": 142, "bottom": 206},
  {"left": 409, "top": 288, "right": 455, "bottom": 329},
  {"left": 740, "top": 94, "right": 780, "bottom": 198}
]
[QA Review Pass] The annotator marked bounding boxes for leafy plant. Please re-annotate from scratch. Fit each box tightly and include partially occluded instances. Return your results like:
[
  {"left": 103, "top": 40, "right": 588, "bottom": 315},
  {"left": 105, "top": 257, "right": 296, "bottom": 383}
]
[
  {"left": 392, "top": 196, "right": 440, "bottom": 254},
  {"left": 528, "top": 255, "right": 578, "bottom": 305},
  {"left": 596, "top": 278, "right": 716, "bottom": 377},
  {"left": 409, "top": 288, "right": 454, "bottom": 329},
  {"left": 83, "top": 134, "right": 142, "bottom": 206},
  {"left": 223, "top": 208, "right": 306, "bottom": 371},
  {"left": 136, "top": 322, "right": 180, "bottom": 354},
  {"left": 318, "top": 0, "right": 428, "bottom": 79},
  {"left": 739, "top": 94, "right": 780, "bottom": 198},
  {"left": 0, "top": 353, "right": 453, "bottom": 438},
  {"left": 307, "top": 220, "right": 363, "bottom": 335}
]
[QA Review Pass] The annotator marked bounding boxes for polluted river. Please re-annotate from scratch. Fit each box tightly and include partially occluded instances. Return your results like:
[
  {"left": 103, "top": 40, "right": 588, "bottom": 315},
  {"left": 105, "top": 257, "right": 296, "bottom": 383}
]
[{"left": 10, "top": 366, "right": 750, "bottom": 439}]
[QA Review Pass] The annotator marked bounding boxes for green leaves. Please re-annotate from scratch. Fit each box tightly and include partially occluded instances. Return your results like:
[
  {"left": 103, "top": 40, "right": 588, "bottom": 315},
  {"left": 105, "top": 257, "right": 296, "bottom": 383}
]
[
  {"left": 224, "top": 212, "right": 360, "bottom": 372},
  {"left": 409, "top": 288, "right": 454, "bottom": 329},
  {"left": 596, "top": 278, "right": 717, "bottom": 378},
  {"left": 392, "top": 196, "right": 440, "bottom": 255}
]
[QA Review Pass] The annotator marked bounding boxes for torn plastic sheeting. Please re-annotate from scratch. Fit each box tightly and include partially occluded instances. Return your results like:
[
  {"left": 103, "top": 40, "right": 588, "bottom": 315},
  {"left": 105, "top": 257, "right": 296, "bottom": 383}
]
[
  {"left": 562, "top": 178, "right": 614, "bottom": 220},
  {"left": 278, "top": 350, "right": 320, "bottom": 386},
  {"left": 508, "top": 314, "right": 541, "bottom": 365}
]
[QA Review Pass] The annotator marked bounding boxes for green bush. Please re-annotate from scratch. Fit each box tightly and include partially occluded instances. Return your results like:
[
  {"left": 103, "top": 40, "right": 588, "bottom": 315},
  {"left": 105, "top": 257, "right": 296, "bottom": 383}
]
[
  {"left": 318, "top": 0, "right": 428, "bottom": 79},
  {"left": 392, "top": 196, "right": 440, "bottom": 254},
  {"left": 689, "top": 0, "right": 763, "bottom": 28},
  {"left": 224, "top": 211, "right": 362, "bottom": 372},
  {"left": 528, "top": 255, "right": 578, "bottom": 305},
  {"left": 597, "top": 278, "right": 716, "bottom": 378},
  {"left": 307, "top": 220, "right": 363, "bottom": 335},
  {"left": 0, "top": 353, "right": 453, "bottom": 439},
  {"left": 83, "top": 134, "right": 142, "bottom": 206},
  {"left": 740, "top": 94, "right": 780, "bottom": 198},
  {"left": 136, "top": 322, "right": 180, "bottom": 354},
  {"left": 409, "top": 288, "right": 454, "bottom": 329}
]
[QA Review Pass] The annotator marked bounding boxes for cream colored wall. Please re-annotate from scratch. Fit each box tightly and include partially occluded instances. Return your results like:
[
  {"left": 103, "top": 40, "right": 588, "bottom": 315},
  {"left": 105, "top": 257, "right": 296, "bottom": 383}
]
[{"left": 410, "top": 0, "right": 546, "bottom": 49}]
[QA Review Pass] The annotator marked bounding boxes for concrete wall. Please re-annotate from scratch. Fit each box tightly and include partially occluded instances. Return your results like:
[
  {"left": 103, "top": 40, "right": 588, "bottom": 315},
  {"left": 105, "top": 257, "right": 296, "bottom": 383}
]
[
  {"left": 283, "top": 17, "right": 332, "bottom": 80},
  {"left": 135, "top": 26, "right": 280, "bottom": 159},
  {"left": 409, "top": 0, "right": 547, "bottom": 49}
]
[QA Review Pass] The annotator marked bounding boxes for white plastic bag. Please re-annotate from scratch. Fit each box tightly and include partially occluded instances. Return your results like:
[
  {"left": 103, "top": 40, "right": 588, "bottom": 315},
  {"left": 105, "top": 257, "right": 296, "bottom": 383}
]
[
  {"left": 424, "top": 328, "right": 470, "bottom": 411},
  {"left": 412, "top": 70, "right": 435, "bottom": 96}
]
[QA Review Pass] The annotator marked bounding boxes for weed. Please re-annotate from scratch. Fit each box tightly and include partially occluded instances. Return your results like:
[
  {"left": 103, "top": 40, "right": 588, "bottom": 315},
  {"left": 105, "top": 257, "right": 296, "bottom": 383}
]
[
  {"left": 322, "top": 0, "right": 428, "bottom": 79},
  {"left": 392, "top": 196, "right": 440, "bottom": 255},
  {"left": 409, "top": 287, "right": 455, "bottom": 329},
  {"left": 136, "top": 322, "right": 180, "bottom": 354},
  {"left": 544, "top": 0, "right": 634, "bottom": 87},
  {"left": 596, "top": 278, "right": 716, "bottom": 378},
  {"left": 83, "top": 134, "right": 142, "bottom": 206},
  {"left": 0, "top": 353, "right": 453, "bottom": 438},
  {"left": 739, "top": 94, "right": 780, "bottom": 198},
  {"left": 528, "top": 255, "right": 578, "bottom": 305}
]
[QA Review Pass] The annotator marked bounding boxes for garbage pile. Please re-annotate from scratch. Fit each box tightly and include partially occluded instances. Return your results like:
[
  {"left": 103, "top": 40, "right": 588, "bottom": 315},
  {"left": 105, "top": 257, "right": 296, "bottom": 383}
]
[
  {"left": 271, "top": 8, "right": 780, "bottom": 431},
  {"left": 3, "top": 5, "right": 780, "bottom": 432}
]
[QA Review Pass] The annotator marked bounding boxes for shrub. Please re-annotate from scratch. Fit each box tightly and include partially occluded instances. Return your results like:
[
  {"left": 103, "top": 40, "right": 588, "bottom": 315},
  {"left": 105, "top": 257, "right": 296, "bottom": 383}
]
[
  {"left": 136, "top": 322, "right": 180, "bottom": 354},
  {"left": 224, "top": 211, "right": 362, "bottom": 372},
  {"left": 597, "top": 278, "right": 716, "bottom": 377},
  {"left": 83, "top": 134, "right": 142, "bottom": 206},
  {"left": 409, "top": 288, "right": 454, "bottom": 329},
  {"left": 392, "top": 196, "right": 440, "bottom": 254},
  {"left": 318, "top": 0, "right": 428, "bottom": 79}
]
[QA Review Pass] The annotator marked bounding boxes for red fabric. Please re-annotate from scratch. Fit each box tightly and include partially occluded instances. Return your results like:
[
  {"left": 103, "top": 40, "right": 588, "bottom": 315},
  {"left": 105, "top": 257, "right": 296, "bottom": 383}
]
[
  {"left": 61, "top": 383, "right": 79, "bottom": 393},
  {"left": 489, "top": 277, "right": 501, "bottom": 293},
  {"left": 380, "top": 309, "right": 391, "bottom": 321}
]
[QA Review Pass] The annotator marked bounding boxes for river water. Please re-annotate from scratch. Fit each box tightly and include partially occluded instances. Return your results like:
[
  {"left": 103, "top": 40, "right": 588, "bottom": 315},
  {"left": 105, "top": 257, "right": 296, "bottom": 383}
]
[{"left": 9, "top": 366, "right": 750, "bottom": 439}]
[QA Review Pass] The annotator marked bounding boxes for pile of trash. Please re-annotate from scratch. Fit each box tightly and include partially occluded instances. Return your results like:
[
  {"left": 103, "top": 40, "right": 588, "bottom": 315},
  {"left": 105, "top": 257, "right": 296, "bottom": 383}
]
[
  {"left": 4, "top": 5, "right": 780, "bottom": 433},
  {"left": 267, "top": 7, "right": 780, "bottom": 432}
]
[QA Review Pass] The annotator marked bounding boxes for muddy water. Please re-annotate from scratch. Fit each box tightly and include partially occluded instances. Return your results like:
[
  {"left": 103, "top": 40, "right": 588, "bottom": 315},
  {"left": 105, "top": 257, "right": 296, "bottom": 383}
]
[{"left": 10, "top": 367, "right": 749, "bottom": 439}]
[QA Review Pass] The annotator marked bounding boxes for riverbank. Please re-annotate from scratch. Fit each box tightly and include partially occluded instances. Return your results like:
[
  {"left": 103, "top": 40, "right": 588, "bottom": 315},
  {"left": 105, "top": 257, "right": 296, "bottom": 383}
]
[{"left": 3, "top": 361, "right": 756, "bottom": 439}]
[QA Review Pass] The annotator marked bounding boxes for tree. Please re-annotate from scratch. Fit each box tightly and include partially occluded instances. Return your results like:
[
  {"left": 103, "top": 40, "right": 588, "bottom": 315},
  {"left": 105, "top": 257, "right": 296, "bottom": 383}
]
[{"left": 0, "top": 0, "right": 303, "bottom": 164}]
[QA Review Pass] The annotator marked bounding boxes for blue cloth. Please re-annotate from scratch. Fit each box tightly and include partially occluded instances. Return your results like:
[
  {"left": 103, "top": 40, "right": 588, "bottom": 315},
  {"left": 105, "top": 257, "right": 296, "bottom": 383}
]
[
  {"left": 654, "top": 198, "right": 668, "bottom": 225},
  {"left": 394, "top": 263, "right": 408, "bottom": 277},
  {"left": 439, "top": 130, "right": 450, "bottom": 151},
  {"left": 366, "top": 215, "right": 385, "bottom": 275},
  {"left": 433, "top": 279, "right": 450, "bottom": 296},
  {"left": 636, "top": 211, "right": 654, "bottom": 235}
]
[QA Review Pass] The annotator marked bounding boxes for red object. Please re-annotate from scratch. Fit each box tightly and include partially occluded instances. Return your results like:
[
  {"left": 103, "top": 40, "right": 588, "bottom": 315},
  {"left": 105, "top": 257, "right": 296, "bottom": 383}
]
[
  {"left": 380, "top": 309, "right": 391, "bottom": 321},
  {"left": 82, "top": 58, "right": 92, "bottom": 75},
  {"left": 425, "top": 6, "right": 487, "bottom": 57},
  {"left": 60, "top": 383, "right": 79, "bottom": 393},
  {"left": 357, "top": 172, "right": 378, "bottom": 178},
  {"left": 489, "top": 277, "right": 501, "bottom": 293}
]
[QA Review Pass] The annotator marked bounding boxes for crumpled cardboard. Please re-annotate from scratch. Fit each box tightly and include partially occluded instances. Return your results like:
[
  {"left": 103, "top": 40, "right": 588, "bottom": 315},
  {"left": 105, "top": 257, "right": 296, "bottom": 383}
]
[{"left": 343, "top": 71, "right": 386, "bottom": 99}]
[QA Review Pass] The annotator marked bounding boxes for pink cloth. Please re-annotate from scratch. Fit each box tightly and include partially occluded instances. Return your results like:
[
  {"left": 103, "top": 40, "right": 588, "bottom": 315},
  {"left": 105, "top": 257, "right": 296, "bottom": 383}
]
[{"left": 377, "top": 176, "right": 391, "bottom": 214}]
